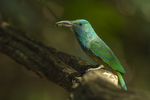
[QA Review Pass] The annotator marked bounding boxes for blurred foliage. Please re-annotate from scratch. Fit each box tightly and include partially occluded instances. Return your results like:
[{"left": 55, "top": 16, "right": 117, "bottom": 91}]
[{"left": 0, "top": 0, "right": 150, "bottom": 100}]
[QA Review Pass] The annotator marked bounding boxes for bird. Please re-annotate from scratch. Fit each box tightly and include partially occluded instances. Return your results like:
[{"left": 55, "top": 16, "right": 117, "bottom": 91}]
[{"left": 55, "top": 19, "right": 127, "bottom": 90}]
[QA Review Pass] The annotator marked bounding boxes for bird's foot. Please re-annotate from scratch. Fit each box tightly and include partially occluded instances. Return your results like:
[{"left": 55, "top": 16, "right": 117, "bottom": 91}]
[{"left": 86, "top": 65, "right": 104, "bottom": 73}]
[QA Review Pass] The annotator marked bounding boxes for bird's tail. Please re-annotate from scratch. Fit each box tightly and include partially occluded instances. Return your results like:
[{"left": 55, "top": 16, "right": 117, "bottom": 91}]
[{"left": 117, "top": 72, "right": 127, "bottom": 90}]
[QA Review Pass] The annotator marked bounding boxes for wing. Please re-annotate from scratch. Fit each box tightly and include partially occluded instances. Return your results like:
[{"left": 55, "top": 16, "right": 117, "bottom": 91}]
[{"left": 89, "top": 40, "right": 125, "bottom": 74}]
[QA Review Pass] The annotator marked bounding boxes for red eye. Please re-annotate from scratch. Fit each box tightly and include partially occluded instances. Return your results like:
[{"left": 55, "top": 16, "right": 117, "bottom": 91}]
[{"left": 79, "top": 23, "right": 83, "bottom": 26}]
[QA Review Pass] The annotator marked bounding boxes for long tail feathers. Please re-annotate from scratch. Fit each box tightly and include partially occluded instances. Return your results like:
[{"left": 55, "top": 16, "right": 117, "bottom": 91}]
[{"left": 117, "top": 72, "right": 127, "bottom": 90}]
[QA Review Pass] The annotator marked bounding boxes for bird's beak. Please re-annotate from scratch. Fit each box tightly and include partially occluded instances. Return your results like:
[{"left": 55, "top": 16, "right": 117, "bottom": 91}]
[{"left": 55, "top": 21, "right": 76, "bottom": 28}]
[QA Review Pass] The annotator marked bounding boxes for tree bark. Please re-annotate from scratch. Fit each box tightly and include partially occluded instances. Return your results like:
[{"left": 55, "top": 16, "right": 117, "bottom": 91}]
[
  {"left": 0, "top": 22, "right": 149, "bottom": 100},
  {"left": 69, "top": 70, "right": 149, "bottom": 100}
]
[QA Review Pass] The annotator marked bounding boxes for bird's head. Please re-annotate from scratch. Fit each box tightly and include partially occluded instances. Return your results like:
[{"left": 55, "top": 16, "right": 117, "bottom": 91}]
[{"left": 55, "top": 19, "right": 94, "bottom": 35}]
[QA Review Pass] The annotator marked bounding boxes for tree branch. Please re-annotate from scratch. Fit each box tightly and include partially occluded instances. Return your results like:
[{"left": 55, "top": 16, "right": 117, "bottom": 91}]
[
  {"left": 0, "top": 22, "right": 149, "bottom": 100},
  {"left": 0, "top": 22, "right": 94, "bottom": 91},
  {"left": 69, "top": 70, "right": 150, "bottom": 100}
]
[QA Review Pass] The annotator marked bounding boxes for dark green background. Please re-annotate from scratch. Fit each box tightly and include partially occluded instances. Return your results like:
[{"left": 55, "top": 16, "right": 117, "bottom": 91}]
[{"left": 0, "top": 0, "right": 150, "bottom": 100}]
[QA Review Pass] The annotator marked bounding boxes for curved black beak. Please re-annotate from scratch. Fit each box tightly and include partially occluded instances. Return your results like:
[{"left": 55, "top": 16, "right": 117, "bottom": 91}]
[{"left": 55, "top": 21, "right": 76, "bottom": 28}]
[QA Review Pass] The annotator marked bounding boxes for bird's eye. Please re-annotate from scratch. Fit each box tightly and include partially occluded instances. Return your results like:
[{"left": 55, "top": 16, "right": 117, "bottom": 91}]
[{"left": 79, "top": 23, "right": 83, "bottom": 26}]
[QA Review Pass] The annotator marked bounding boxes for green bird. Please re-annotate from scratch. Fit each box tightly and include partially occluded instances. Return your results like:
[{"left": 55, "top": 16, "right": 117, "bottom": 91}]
[{"left": 55, "top": 19, "right": 127, "bottom": 90}]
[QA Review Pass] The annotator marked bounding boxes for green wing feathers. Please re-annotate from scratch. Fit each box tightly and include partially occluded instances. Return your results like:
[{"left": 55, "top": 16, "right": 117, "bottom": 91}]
[
  {"left": 89, "top": 40, "right": 127, "bottom": 90},
  {"left": 117, "top": 72, "right": 127, "bottom": 90},
  {"left": 89, "top": 40, "right": 126, "bottom": 74}
]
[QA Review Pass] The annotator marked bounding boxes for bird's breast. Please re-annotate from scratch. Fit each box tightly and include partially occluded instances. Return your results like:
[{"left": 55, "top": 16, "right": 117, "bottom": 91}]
[{"left": 77, "top": 38, "right": 89, "bottom": 52}]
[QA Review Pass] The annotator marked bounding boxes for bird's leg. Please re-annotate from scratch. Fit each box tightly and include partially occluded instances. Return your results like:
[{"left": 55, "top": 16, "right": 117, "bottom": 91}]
[{"left": 86, "top": 65, "right": 104, "bottom": 72}]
